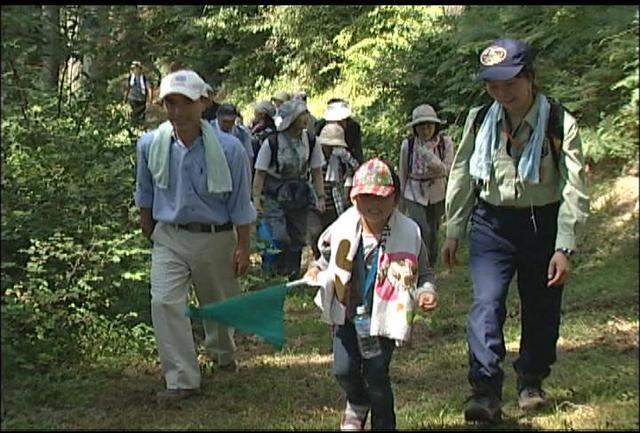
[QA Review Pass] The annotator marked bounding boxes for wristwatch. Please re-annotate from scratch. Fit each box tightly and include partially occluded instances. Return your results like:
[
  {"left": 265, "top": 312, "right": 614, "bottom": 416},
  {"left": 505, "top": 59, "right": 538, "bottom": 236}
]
[{"left": 556, "top": 247, "right": 575, "bottom": 258}]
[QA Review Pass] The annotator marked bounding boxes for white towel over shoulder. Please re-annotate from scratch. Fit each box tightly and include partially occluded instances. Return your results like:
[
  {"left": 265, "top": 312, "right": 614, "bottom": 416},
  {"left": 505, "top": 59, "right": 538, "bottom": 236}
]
[{"left": 313, "top": 206, "right": 423, "bottom": 342}]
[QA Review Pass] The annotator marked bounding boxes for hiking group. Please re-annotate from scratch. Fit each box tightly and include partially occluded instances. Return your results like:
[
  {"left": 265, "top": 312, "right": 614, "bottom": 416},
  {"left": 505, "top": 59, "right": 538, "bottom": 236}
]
[{"left": 133, "top": 37, "right": 590, "bottom": 429}]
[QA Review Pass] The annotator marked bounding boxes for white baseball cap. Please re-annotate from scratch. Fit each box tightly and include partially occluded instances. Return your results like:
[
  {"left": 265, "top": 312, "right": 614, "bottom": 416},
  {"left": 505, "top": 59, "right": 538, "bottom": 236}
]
[{"left": 159, "top": 70, "right": 206, "bottom": 101}]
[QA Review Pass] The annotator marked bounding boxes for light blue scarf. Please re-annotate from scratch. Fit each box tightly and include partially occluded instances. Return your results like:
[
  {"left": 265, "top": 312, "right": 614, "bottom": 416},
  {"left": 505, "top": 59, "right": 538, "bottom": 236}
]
[
  {"left": 148, "top": 120, "right": 232, "bottom": 193},
  {"left": 470, "top": 94, "right": 550, "bottom": 184}
]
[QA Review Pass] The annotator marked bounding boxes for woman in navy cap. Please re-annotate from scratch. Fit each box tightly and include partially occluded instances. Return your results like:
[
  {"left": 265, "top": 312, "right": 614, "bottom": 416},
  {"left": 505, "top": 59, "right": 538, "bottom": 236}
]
[{"left": 442, "top": 38, "right": 590, "bottom": 422}]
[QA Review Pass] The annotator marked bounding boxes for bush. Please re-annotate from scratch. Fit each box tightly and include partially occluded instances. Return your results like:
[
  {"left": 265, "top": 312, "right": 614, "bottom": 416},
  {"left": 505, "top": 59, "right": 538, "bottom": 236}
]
[{"left": 1, "top": 101, "right": 154, "bottom": 369}]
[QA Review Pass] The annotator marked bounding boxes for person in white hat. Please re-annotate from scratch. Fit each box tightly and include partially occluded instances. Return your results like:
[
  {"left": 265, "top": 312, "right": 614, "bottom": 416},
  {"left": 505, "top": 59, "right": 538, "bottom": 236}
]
[
  {"left": 134, "top": 69, "right": 256, "bottom": 402},
  {"left": 124, "top": 61, "right": 151, "bottom": 124},
  {"left": 399, "top": 104, "right": 455, "bottom": 268},
  {"left": 252, "top": 99, "right": 326, "bottom": 280},
  {"left": 314, "top": 98, "right": 364, "bottom": 164}
]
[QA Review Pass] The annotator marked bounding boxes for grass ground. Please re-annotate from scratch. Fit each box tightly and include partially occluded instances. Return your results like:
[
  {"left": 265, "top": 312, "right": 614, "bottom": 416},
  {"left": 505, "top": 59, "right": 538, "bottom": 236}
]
[{"left": 1, "top": 169, "right": 638, "bottom": 430}]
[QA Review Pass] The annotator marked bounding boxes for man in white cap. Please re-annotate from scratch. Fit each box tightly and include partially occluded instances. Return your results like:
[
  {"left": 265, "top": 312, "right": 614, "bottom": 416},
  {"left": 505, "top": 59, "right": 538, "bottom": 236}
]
[{"left": 134, "top": 69, "right": 256, "bottom": 402}]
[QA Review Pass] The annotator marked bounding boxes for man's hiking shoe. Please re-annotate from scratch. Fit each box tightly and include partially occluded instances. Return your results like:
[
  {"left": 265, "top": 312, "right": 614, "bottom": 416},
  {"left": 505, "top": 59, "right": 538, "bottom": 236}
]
[
  {"left": 518, "top": 385, "right": 547, "bottom": 411},
  {"left": 340, "top": 402, "right": 368, "bottom": 431},
  {"left": 155, "top": 388, "right": 200, "bottom": 403},
  {"left": 464, "top": 393, "right": 502, "bottom": 423}
]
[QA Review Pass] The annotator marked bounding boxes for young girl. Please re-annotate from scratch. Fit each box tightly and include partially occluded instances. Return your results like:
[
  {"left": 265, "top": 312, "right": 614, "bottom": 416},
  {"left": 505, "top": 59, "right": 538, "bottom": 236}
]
[{"left": 304, "top": 158, "right": 438, "bottom": 430}]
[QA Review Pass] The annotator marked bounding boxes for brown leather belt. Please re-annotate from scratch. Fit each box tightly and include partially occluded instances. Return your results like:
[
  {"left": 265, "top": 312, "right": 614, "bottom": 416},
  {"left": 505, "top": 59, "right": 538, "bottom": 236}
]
[{"left": 171, "top": 222, "right": 233, "bottom": 233}]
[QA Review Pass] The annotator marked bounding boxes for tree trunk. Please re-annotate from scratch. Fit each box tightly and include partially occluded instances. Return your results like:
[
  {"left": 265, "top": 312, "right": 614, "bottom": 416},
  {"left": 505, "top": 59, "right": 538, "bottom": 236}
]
[
  {"left": 79, "top": 6, "right": 112, "bottom": 98},
  {"left": 41, "top": 5, "right": 62, "bottom": 92}
]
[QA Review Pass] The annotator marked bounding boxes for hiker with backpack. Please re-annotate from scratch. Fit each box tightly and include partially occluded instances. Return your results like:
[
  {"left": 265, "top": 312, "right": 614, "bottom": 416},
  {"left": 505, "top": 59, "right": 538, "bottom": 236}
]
[
  {"left": 124, "top": 61, "right": 151, "bottom": 124},
  {"left": 441, "top": 38, "right": 590, "bottom": 423},
  {"left": 399, "top": 104, "right": 454, "bottom": 267},
  {"left": 252, "top": 99, "right": 326, "bottom": 280}
]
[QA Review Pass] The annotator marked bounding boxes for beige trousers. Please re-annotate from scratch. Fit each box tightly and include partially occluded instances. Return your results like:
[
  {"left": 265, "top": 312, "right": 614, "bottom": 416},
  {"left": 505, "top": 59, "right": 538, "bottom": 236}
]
[{"left": 150, "top": 222, "right": 240, "bottom": 390}]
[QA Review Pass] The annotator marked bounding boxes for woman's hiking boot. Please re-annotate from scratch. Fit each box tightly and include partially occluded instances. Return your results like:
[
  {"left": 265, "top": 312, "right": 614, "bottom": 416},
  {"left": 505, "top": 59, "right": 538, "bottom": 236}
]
[
  {"left": 516, "top": 374, "right": 547, "bottom": 411},
  {"left": 464, "top": 391, "right": 502, "bottom": 423}
]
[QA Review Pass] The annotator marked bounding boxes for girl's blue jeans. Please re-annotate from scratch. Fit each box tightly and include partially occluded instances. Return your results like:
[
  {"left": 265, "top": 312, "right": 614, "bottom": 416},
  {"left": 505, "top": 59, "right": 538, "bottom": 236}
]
[{"left": 332, "top": 320, "right": 396, "bottom": 430}]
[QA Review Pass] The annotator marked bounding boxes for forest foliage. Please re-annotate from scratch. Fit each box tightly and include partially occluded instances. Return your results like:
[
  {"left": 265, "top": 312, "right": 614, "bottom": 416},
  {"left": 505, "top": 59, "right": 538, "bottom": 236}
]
[{"left": 1, "top": 5, "right": 638, "bottom": 374}]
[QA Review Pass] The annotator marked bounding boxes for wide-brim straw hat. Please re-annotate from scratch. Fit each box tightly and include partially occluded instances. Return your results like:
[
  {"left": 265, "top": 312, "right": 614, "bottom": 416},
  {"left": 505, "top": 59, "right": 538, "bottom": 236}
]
[
  {"left": 318, "top": 123, "right": 348, "bottom": 147},
  {"left": 405, "top": 104, "right": 445, "bottom": 128}
]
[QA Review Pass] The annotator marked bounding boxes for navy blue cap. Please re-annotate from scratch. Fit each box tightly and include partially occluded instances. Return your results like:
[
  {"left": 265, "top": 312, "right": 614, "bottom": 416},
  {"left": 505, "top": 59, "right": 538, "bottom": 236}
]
[{"left": 477, "top": 38, "right": 533, "bottom": 81}]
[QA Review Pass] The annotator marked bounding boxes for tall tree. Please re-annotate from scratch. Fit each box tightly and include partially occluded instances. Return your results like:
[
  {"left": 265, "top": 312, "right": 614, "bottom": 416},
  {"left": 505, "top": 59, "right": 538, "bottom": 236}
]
[{"left": 41, "top": 5, "right": 62, "bottom": 92}]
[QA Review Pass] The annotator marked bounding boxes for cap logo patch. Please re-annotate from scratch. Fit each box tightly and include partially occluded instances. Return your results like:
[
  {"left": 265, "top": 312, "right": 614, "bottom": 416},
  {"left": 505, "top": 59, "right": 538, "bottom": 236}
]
[{"left": 480, "top": 46, "right": 508, "bottom": 66}]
